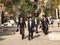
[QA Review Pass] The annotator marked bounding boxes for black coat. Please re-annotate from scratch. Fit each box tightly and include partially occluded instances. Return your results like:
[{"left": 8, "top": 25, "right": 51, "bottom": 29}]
[
  {"left": 18, "top": 21, "right": 26, "bottom": 28},
  {"left": 18, "top": 21, "right": 26, "bottom": 34},
  {"left": 41, "top": 18, "right": 49, "bottom": 30},
  {"left": 28, "top": 20, "right": 34, "bottom": 32}
]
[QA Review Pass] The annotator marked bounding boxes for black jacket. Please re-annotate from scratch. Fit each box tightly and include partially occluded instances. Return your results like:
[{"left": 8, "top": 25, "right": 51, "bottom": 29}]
[
  {"left": 41, "top": 18, "right": 49, "bottom": 30},
  {"left": 18, "top": 21, "right": 26, "bottom": 29},
  {"left": 28, "top": 20, "right": 34, "bottom": 32}
]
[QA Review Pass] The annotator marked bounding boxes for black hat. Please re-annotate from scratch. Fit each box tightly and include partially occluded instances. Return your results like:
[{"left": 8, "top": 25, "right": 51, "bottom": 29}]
[
  {"left": 34, "top": 12, "right": 38, "bottom": 17},
  {"left": 28, "top": 16, "right": 32, "bottom": 19},
  {"left": 42, "top": 15, "right": 46, "bottom": 17}
]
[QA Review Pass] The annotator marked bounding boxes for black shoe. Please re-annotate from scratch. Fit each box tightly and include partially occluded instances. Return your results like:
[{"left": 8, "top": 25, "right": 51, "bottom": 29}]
[
  {"left": 22, "top": 36, "right": 24, "bottom": 40},
  {"left": 22, "top": 37, "right": 24, "bottom": 40},
  {"left": 28, "top": 38, "right": 31, "bottom": 40},
  {"left": 31, "top": 37, "right": 33, "bottom": 39},
  {"left": 45, "top": 33, "right": 48, "bottom": 35},
  {"left": 36, "top": 32, "right": 38, "bottom": 33}
]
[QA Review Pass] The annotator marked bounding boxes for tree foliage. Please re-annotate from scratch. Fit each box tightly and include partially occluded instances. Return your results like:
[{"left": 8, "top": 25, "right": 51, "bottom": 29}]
[
  {"left": 0, "top": 0, "right": 20, "bottom": 13},
  {"left": 21, "top": 0, "right": 35, "bottom": 14},
  {"left": 0, "top": 0, "right": 36, "bottom": 14},
  {"left": 52, "top": 0, "right": 59, "bottom": 8}
]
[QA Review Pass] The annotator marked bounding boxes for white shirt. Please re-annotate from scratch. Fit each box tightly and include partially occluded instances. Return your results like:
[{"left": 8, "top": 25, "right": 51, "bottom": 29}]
[
  {"left": 44, "top": 18, "right": 46, "bottom": 22},
  {"left": 30, "top": 21, "right": 32, "bottom": 27},
  {"left": 35, "top": 18, "right": 37, "bottom": 24}
]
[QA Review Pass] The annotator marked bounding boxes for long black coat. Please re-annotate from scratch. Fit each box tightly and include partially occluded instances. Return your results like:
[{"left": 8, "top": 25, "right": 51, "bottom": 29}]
[
  {"left": 18, "top": 21, "right": 26, "bottom": 28},
  {"left": 18, "top": 21, "right": 26, "bottom": 34},
  {"left": 41, "top": 18, "right": 49, "bottom": 31}
]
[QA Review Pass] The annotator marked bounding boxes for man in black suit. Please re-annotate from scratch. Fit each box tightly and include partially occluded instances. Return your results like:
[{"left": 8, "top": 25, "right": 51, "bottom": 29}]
[
  {"left": 28, "top": 17, "right": 34, "bottom": 40},
  {"left": 34, "top": 17, "right": 39, "bottom": 33},
  {"left": 34, "top": 13, "right": 39, "bottom": 33},
  {"left": 18, "top": 17, "right": 26, "bottom": 40},
  {"left": 41, "top": 15, "right": 49, "bottom": 35}
]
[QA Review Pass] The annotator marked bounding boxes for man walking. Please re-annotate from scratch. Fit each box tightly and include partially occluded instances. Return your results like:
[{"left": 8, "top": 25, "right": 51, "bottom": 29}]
[
  {"left": 18, "top": 17, "right": 26, "bottom": 40},
  {"left": 28, "top": 16, "right": 34, "bottom": 40},
  {"left": 34, "top": 13, "right": 39, "bottom": 33},
  {"left": 41, "top": 15, "right": 49, "bottom": 35}
]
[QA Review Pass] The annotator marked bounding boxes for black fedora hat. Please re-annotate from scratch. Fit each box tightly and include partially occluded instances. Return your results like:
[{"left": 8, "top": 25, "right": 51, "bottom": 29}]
[
  {"left": 42, "top": 15, "right": 46, "bottom": 17},
  {"left": 34, "top": 12, "right": 39, "bottom": 17},
  {"left": 28, "top": 16, "right": 32, "bottom": 19}
]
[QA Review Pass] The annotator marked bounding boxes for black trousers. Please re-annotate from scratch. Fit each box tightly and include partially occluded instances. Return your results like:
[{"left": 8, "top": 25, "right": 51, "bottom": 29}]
[
  {"left": 35, "top": 24, "right": 38, "bottom": 33},
  {"left": 28, "top": 31, "right": 33, "bottom": 40},
  {"left": 43, "top": 29, "right": 48, "bottom": 35},
  {"left": 20, "top": 28, "right": 25, "bottom": 39},
  {"left": 22, "top": 34, "right": 24, "bottom": 39}
]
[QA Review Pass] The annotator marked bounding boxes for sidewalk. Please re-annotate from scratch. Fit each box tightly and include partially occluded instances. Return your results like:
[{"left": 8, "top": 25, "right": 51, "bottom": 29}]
[{"left": 0, "top": 21, "right": 60, "bottom": 45}]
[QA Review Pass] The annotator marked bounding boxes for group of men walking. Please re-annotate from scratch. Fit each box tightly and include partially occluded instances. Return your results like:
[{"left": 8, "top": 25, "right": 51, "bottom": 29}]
[{"left": 18, "top": 13, "right": 49, "bottom": 40}]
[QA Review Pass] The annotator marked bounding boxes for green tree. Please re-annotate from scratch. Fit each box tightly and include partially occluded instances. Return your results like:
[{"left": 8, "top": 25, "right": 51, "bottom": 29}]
[
  {"left": 52, "top": 0, "right": 59, "bottom": 18},
  {"left": 52, "top": 0, "right": 59, "bottom": 8},
  {"left": 20, "top": 0, "right": 35, "bottom": 14}
]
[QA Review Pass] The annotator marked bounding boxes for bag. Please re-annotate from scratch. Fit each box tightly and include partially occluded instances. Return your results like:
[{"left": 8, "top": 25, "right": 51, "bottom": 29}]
[{"left": 16, "top": 28, "right": 19, "bottom": 32}]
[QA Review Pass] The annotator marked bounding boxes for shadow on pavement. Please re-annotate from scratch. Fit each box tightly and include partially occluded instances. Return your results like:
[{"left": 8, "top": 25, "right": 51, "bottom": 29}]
[
  {"left": 49, "top": 31, "right": 60, "bottom": 33},
  {"left": 0, "top": 37, "right": 6, "bottom": 41},
  {"left": 47, "top": 31, "right": 60, "bottom": 35},
  {"left": 38, "top": 31, "right": 43, "bottom": 33},
  {"left": 38, "top": 31, "right": 60, "bottom": 34},
  {"left": 0, "top": 32, "right": 11, "bottom": 36},
  {"left": 33, "top": 34, "right": 40, "bottom": 39},
  {"left": 24, "top": 35, "right": 28, "bottom": 39}
]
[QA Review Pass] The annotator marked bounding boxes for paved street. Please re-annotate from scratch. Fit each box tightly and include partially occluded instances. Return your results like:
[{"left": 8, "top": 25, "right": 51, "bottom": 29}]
[{"left": 0, "top": 21, "right": 60, "bottom": 45}]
